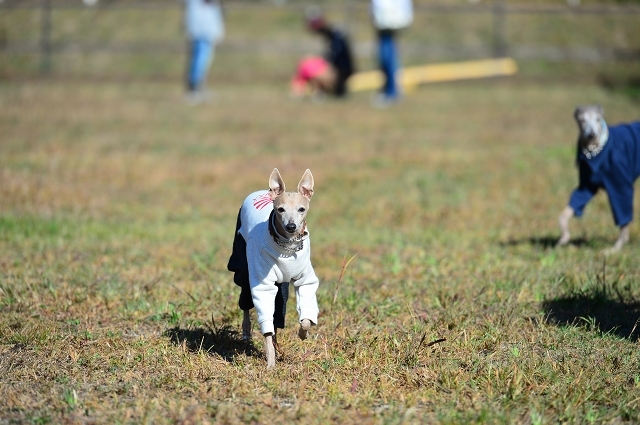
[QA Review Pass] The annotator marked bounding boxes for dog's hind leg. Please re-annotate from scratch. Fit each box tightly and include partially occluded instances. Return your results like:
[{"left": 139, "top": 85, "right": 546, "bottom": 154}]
[
  {"left": 272, "top": 330, "right": 281, "bottom": 356},
  {"left": 264, "top": 333, "right": 276, "bottom": 369},
  {"left": 556, "top": 206, "right": 574, "bottom": 247},
  {"left": 604, "top": 224, "right": 630, "bottom": 254},
  {"left": 242, "top": 310, "right": 252, "bottom": 341},
  {"left": 298, "top": 319, "right": 311, "bottom": 340}
]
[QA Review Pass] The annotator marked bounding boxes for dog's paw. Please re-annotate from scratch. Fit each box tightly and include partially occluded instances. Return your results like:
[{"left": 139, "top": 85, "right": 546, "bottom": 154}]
[
  {"left": 298, "top": 319, "right": 311, "bottom": 340},
  {"left": 265, "top": 334, "right": 276, "bottom": 370},
  {"left": 556, "top": 235, "right": 570, "bottom": 247},
  {"left": 266, "top": 356, "right": 276, "bottom": 370},
  {"left": 601, "top": 246, "right": 621, "bottom": 256}
]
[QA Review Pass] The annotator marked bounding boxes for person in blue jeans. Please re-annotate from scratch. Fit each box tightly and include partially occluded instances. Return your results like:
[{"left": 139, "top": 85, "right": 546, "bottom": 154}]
[
  {"left": 184, "top": 0, "right": 225, "bottom": 103},
  {"left": 377, "top": 29, "right": 400, "bottom": 101},
  {"left": 370, "top": 0, "right": 413, "bottom": 107}
]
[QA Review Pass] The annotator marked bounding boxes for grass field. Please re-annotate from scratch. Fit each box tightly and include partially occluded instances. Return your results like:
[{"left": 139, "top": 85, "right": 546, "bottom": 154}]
[
  {"left": 2, "top": 72, "right": 640, "bottom": 424},
  {"left": 2, "top": 1, "right": 640, "bottom": 80}
]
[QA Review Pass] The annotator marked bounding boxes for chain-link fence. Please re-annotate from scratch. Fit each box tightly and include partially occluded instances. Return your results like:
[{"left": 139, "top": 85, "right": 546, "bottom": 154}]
[{"left": 1, "top": 0, "right": 639, "bottom": 80}]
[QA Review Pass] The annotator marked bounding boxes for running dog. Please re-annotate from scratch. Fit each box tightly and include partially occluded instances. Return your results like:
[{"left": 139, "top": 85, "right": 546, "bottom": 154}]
[
  {"left": 557, "top": 105, "right": 640, "bottom": 253},
  {"left": 227, "top": 169, "right": 319, "bottom": 369}
]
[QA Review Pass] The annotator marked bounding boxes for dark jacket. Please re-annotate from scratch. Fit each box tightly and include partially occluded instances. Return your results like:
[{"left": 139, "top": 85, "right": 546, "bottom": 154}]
[
  {"left": 569, "top": 122, "right": 640, "bottom": 227},
  {"left": 321, "top": 27, "right": 355, "bottom": 96}
]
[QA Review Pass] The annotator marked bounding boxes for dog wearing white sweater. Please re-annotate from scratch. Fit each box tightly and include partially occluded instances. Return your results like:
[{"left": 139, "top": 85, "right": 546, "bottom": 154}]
[{"left": 227, "top": 169, "right": 319, "bottom": 369}]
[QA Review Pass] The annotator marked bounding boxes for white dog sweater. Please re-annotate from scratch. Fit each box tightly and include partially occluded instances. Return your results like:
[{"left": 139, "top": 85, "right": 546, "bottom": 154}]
[{"left": 239, "top": 190, "right": 320, "bottom": 335}]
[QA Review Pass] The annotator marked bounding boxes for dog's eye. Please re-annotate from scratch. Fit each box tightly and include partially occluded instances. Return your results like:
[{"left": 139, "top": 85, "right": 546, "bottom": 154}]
[
  {"left": 277, "top": 207, "right": 285, "bottom": 213},
  {"left": 298, "top": 207, "right": 306, "bottom": 213}
]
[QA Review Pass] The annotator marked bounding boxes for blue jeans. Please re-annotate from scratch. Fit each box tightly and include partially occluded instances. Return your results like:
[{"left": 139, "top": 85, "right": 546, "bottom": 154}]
[
  {"left": 188, "top": 39, "right": 214, "bottom": 91},
  {"left": 378, "top": 30, "right": 399, "bottom": 99}
]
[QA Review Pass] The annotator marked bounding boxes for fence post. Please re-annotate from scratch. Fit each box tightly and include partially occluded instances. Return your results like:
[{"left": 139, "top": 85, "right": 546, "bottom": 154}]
[
  {"left": 492, "top": 0, "right": 507, "bottom": 58},
  {"left": 40, "top": 0, "right": 52, "bottom": 74}
]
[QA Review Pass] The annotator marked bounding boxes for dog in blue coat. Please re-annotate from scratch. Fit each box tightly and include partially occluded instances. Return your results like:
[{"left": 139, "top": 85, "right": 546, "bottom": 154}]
[{"left": 557, "top": 105, "right": 640, "bottom": 253}]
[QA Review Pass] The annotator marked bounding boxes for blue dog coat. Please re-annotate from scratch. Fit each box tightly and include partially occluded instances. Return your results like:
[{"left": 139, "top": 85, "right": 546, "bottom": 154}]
[{"left": 569, "top": 122, "right": 640, "bottom": 227}]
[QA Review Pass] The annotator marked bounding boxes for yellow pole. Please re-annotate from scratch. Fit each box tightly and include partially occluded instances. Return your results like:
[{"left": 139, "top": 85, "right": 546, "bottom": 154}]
[{"left": 347, "top": 57, "right": 518, "bottom": 93}]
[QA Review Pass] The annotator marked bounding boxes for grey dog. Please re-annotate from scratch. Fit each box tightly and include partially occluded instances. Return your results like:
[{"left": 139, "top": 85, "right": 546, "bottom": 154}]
[{"left": 558, "top": 105, "right": 640, "bottom": 253}]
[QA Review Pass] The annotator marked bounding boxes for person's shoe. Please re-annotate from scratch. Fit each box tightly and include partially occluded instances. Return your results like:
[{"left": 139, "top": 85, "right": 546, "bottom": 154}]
[
  {"left": 185, "top": 89, "right": 213, "bottom": 105},
  {"left": 186, "top": 90, "right": 204, "bottom": 105},
  {"left": 370, "top": 93, "right": 399, "bottom": 109}
]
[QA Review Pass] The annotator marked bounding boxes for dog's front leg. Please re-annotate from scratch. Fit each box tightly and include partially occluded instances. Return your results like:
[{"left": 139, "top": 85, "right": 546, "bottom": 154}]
[
  {"left": 604, "top": 224, "right": 630, "bottom": 254},
  {"left": 298, "top": 319, "right": 311, "bottom": 340},
  {"left": 264, "top": 333, "right": 276, "bottom": 369},
  {"left": 556, "top": 206, "right": 574, "bottom": 247}
]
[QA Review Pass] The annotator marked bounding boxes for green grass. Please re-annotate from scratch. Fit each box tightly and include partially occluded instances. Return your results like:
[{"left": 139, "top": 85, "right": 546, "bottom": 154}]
[{"left": 1, "top": 73, "right": 640, "bottom": 423}]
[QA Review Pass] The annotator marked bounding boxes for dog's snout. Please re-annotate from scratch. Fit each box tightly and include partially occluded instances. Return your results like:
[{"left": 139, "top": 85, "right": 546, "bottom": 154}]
[{"left": 285, "top": 223, "right": 297, "bottom": 233}]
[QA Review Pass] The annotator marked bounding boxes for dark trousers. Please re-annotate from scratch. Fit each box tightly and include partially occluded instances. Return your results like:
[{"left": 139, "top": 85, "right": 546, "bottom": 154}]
[{"left": 227, "top": 208, "right": 290, "bottom": 329}]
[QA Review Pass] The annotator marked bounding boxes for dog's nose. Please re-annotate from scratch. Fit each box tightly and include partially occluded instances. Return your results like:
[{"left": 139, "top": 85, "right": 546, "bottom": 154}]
[{"left": 285, "top": 223, "right": 297, "bottom": 233}]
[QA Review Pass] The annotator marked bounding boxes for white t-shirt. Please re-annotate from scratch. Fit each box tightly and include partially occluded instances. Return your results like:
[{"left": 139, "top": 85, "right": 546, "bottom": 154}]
[
  {"left": 184, "top": 0, "right": 225, "bottom": 42},
  {"left": 371, "top": 0, "right": 414, "bottom": 30},
  {"left": 239, "top": 190, "right": 320, "bottom": 335}
]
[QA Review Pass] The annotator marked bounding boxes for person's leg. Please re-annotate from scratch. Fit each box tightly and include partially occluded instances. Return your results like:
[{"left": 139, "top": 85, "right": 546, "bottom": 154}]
[
  {"left": 291, "top": 57, "right": 334, "bottom": 98},
  {"left": 378, "top": 30, "right": 399, "bottom": 100},
  {"left": 311, "top": 66, "right": 338, "bottom": 95},
  {"left": 188, "top": 39, "right": 214, "bottom": 92},
  {"left": 187, "top": 39, "right": 200, "bottom": 91}
]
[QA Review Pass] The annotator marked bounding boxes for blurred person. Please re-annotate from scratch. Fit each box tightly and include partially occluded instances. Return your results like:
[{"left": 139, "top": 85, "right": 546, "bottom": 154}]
[
  {"left": 184, "top": 0, "right": 225, "bottom": 104},
  {"left": 290, "top": 9, "right": 355, "bottom": 100},
  {"left": 370, "top": 0, "right": 413, "bottom": 108}
]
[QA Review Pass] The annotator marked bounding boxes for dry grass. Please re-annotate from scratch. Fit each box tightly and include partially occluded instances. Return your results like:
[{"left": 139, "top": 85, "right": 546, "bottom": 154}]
[{"left": 1, "top": 77, "right": 640, "bottom": 424}]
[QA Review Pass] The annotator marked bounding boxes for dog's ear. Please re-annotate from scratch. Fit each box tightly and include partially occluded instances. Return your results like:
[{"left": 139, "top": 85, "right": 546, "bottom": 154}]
[
  {"left": 573, "top": 106, "right": 581, "bottom": 119},
  {"left": 269, "top": 168, "right": 286, "bottom": 200},
  {"left": 298, "top": 169, "right": 314, "bottom": 200},
  {"left": 595, "top": 104, "right": 604, "bottom": 117}
]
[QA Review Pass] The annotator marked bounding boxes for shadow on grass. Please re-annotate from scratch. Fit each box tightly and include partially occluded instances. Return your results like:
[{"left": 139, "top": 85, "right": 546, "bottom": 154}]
[
  {"left": 500, "top": 235, "right": 591, "bottom": 249},
  {"left": 164, "top": 324, "right": 260, "bottom": 361},
  {"left": 542, "top": 282, "right": 640, "bottom": 341}
]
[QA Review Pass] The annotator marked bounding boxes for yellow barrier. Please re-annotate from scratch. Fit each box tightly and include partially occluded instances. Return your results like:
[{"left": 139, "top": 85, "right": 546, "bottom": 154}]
[{"left": 347, "top": 57, "right": 519, "bottom": 93}]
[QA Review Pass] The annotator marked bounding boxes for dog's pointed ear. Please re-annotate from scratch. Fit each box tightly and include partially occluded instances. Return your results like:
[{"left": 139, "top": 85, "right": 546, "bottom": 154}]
[
  {"left": 573, "top": 106, "right": 581, "bottom": 119},
  {"left": 298, "top": 169, "right": 314, "bottom": 200},
  {"left": 595, "top": 104, "right": 604, "bottom": 117},
  {"left": 269, "top": 168, "right": 285, "bottom": 200}
]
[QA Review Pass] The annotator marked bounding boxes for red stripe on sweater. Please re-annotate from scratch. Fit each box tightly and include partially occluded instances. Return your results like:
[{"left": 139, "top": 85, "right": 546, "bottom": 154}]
[{"left": 253, "top": 193, "right": 272, "bottom": 210}]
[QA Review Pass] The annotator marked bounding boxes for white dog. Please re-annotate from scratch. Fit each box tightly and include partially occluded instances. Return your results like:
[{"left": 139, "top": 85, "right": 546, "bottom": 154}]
[
  {"left": 558, "top": 105, "right": 640, "bottom": 253},
  {"left": 227, "top": 169, "right": 319, "bottom": 369}
]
